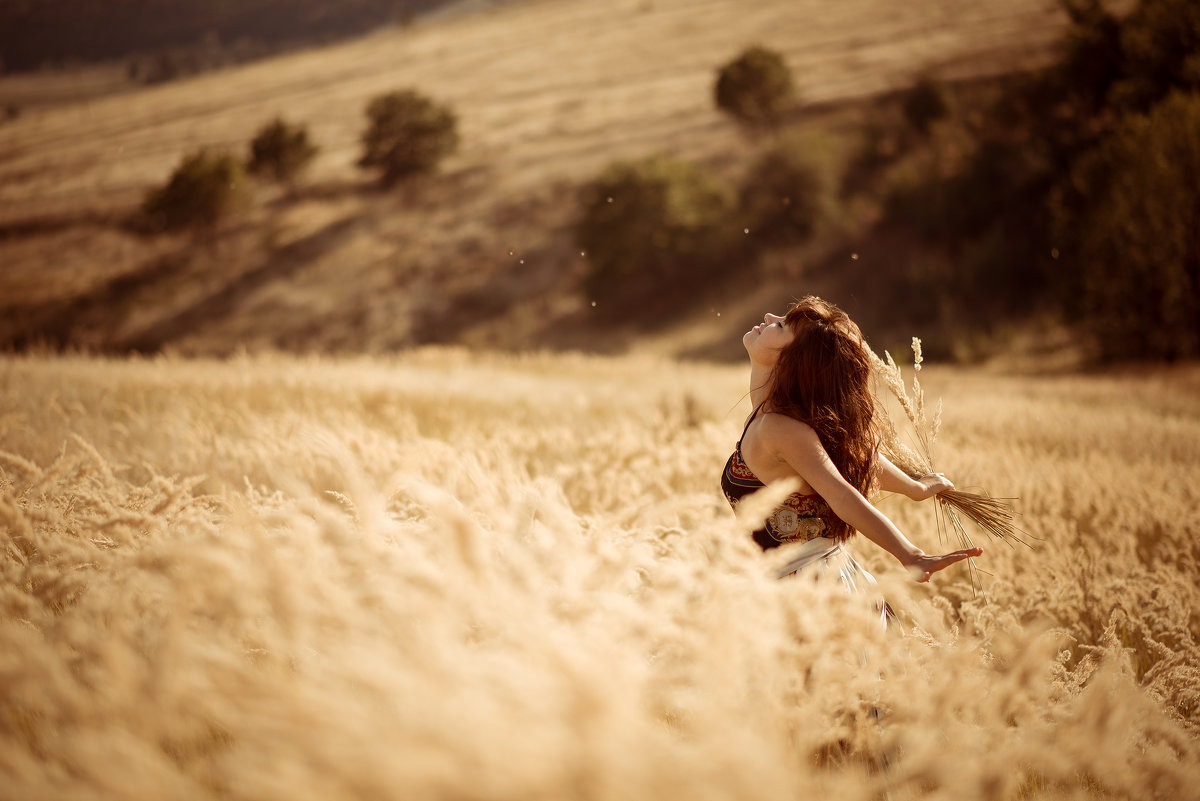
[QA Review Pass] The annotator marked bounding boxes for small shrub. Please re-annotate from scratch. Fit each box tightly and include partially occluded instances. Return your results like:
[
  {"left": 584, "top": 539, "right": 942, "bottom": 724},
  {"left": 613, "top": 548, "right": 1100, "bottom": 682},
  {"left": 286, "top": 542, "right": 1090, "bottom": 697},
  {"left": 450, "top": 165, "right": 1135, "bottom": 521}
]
[
  {"left": 575, "top": 156, "right": 735, "bottom": 310},
  {"left": 142, "top": 148, "right": 247, "bottom": 231},
  {"left": 902, "top": 74, "right": 949, "bottom": 136},
  {"left": 714, "top": 45, "right": 795, "bottom": 130},
  {"left": 738, "top": 138, "right": 825, "bottom": 246},
  {"left": 247, "top": 117, "right": 318, "bottom": 184},
  {"left": 358, "top": 89, "right": 459, "bottom": 186}
]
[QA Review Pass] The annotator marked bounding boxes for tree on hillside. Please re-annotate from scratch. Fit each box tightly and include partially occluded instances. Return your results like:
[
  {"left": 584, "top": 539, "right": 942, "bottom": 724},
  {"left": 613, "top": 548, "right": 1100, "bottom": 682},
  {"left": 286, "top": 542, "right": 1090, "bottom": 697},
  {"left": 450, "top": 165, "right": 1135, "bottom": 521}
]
[
  {"left": 575, "top": 156, "right": 736, "bottom": 312},
  {"left": 358, "top": 89, "right": 459, "bottom": 187},
  {"left": 142, "top": 148, "right": 248, "bottom": 231},
  {"left": 714, "top": 46, "right": 796, "bottom": 131},
  {"left": 248, "top": 117, "right": 318, "bottom": 185},
  {"left": 1051, "top": 91, "right": 1200, "bottom": 361}
]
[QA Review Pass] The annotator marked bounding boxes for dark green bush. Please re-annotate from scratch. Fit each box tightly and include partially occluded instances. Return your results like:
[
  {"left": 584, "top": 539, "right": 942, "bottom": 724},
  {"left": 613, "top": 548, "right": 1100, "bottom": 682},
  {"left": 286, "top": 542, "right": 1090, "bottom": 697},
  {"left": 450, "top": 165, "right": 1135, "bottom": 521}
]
[
  {"left": 1051, "top": 91, "right": 1200, "bottom": 360},
  {"left": 142, "top": 148, "right": 247, "bottom": 231},
  {"left": 358, "top": 89, "right": 459, "bottom": 186},
  {"left": 856, "top": 0, "right": 1200, "bottom": 360},
  {"left": 247, "top": 117, "right": 317, "bottom": 184},
  {"left": 839, "top": 112, "right": 908, "bottom": 198},
  {"left": 738, "top": 139, "right": 824, "bottom": 246},
  {"left": 714, "top": 45, "right": 795, "bottom": 130},
  {"left": 885, "top": 137, "right": 1045, "bottom": 243},
  {"left": 901, "top": 74, "right": 949, "bottom": 136},
  {"left": 575, "top": 156, "right": 735, "bottom": 310},
  {"left": 1057, "top": 0, "right": 1125, "bottom": 114},
  {"left": 1109, "top": 0, "right": 1200, "bottom": 111}
]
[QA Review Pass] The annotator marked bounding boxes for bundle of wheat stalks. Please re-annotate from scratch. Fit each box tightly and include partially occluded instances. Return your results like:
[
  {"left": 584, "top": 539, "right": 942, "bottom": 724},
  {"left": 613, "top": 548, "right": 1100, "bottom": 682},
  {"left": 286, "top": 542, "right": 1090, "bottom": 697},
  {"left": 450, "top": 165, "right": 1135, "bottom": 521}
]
[{"left": 870, "top": 339, "right": 1033, "bottom": 587}]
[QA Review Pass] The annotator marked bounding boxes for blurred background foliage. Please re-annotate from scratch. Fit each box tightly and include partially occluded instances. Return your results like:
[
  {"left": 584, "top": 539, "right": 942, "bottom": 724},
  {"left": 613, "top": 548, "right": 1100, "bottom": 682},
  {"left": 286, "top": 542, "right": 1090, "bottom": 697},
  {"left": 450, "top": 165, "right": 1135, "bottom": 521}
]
[
  {"left": 575, "top": 157, "right": 737, "bottom": 314},
  {"left": 713, "top": 45, "right": 797, "bottom": 132},
  {"left": 574, "top": 0, "right": 1200, "bottom": 362},
  {"left": 357, "top": 89, "right": 460, "bottom": 187},
  {"left": 141, "top": 149, "right": 250, "bottom": 232},
  {"left": 247, "top": 117, "right": 319, "bottom": 186}
]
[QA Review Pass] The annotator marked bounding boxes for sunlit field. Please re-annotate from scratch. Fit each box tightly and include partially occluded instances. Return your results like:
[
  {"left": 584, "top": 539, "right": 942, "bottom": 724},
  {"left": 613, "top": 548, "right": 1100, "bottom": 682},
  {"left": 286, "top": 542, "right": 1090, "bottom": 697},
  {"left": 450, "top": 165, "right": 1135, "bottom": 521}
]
[{"left": 3, "top": 350, "right": 1199, "bottom": 799}]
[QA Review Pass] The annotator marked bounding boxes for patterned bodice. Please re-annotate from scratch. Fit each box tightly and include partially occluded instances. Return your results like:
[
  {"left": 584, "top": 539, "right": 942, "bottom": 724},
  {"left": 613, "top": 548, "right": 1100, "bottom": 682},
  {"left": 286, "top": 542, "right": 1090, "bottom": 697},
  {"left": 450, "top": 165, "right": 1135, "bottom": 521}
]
[{"left": 720, "top": 411, "right": 839, "bottom": 550}]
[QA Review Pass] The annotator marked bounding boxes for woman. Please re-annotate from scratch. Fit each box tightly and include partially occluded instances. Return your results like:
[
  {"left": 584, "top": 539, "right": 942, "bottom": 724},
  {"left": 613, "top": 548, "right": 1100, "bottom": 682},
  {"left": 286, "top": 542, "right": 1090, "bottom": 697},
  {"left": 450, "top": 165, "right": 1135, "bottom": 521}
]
[{"left": 721, "top": 296, "right": 980, "bottom": 590}]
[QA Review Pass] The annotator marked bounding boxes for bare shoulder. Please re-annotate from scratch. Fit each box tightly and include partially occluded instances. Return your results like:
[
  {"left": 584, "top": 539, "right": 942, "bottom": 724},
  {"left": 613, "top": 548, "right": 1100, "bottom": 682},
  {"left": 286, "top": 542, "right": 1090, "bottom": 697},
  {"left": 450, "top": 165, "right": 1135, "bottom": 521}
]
[
  {"left": 758, "top": 412, "right": 822, "bottom": 450},
  {"left": 757, "top": 412, "right": 838, "bottom": 485}
]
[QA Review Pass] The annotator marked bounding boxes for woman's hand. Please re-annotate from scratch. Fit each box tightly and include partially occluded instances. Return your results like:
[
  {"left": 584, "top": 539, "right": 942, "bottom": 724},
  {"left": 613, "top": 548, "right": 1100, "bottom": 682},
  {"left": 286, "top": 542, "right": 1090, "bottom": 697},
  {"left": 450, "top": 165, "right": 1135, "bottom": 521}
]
[
  {"left": 903, "top": 547, "right": 983, "bottom": 582},
  {"left": 877, "top": 456, "right": 953, "bottom": 501},
  {"left": 911, "top": 472, "right": 954, "bottom": 501}
]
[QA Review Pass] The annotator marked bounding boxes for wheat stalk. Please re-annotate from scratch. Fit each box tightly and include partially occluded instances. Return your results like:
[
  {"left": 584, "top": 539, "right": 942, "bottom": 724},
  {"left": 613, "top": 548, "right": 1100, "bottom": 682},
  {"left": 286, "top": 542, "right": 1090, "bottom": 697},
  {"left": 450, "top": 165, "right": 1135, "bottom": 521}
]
[{"left": 869, "top": 339, "right": 1033, "bottom": 590}]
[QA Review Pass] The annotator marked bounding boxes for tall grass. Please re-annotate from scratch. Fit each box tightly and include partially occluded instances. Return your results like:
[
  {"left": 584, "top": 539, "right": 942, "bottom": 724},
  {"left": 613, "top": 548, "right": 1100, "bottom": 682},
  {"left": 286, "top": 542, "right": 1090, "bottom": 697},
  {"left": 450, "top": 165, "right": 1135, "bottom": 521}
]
[{"left": 2, "top": 351, "right": 1199, "bottom": 799}]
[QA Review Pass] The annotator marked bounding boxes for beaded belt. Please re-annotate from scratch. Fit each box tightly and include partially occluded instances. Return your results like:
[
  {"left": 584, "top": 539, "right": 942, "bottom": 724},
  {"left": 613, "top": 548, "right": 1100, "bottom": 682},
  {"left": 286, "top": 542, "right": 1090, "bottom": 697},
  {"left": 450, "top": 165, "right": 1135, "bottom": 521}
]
[{"left": 768, "top": 499, "right": 830, "bottom": 544}]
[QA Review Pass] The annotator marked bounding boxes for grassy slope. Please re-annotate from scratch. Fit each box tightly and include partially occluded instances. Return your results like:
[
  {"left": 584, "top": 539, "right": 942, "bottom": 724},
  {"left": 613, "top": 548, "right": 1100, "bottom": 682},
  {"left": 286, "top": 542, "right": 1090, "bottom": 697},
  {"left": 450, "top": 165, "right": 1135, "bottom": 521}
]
[
  {"left": 3, "top": 351, "right": 1200, "bottom": 798},
  {"left": 0, "top": 0, "right": 1065, "bottom": 356}
]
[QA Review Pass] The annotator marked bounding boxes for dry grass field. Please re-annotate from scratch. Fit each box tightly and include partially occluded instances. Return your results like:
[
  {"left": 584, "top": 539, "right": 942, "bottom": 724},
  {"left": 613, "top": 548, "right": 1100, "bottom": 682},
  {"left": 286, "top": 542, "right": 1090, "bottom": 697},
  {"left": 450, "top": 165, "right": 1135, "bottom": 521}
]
[
  {"left": 0, "top": 0, "right": 1068, "bottom": 355},
  {"left": 4, "top": 2, "right": 1196, "bottom": 796},
  {"left": 3, "top": 349, "right": 1200, "bottom": 799}
]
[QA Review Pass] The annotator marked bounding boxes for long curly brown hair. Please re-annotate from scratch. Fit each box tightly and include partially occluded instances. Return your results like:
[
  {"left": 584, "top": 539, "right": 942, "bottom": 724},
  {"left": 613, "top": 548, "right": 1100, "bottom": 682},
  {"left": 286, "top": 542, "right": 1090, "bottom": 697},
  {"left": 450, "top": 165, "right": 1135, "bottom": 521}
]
[{"left": 765, "top": 296, "right": 879, "bottom": 541}]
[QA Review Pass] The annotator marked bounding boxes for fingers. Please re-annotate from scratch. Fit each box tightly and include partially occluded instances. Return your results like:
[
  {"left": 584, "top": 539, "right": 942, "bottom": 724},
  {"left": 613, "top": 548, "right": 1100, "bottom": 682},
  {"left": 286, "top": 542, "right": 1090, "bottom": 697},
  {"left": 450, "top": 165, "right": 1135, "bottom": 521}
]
[
  {"left": 920, "top": 548, "right": 983, "bottom": 579},
  {"left": 923, "top": 473, "right": 954, "bottom": 500},
  {"left": 940, "top": 548, "right": 982, "bottom": 565},
  {"left": 909, "top": 547, "right": 983, "bottom": 582}
]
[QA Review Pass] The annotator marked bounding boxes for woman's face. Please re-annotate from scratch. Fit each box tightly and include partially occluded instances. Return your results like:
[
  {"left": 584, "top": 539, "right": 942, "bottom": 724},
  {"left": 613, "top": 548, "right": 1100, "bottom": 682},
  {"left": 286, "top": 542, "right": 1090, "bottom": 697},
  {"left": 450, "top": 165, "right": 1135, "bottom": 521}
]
[{"left": 743, "top": 312, "right": 795, "bottom": 366}]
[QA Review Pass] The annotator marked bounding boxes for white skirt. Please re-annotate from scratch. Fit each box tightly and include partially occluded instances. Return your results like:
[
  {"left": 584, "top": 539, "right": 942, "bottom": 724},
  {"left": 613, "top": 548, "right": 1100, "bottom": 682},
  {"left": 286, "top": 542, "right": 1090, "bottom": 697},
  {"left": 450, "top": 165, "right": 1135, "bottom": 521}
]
[{"left": 773, "top": 536, "right": 893, "bottom": 630}]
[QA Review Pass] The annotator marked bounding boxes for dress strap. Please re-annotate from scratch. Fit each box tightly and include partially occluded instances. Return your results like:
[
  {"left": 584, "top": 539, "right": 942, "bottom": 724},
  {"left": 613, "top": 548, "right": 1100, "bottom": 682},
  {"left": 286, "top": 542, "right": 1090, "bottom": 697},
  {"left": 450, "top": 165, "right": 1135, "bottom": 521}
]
[{"left": 738, "top": 403, "right": 766, "bottom": 443}]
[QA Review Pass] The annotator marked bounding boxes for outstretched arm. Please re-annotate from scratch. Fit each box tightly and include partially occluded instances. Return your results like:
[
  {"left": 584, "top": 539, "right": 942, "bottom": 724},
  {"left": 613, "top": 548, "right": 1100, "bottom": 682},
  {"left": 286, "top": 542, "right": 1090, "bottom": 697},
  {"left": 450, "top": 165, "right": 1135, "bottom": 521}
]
[
  {"left": 763, "top": 417, "right": 979, "bottom": 582},
  {"left": 877, "top": 453, "right": 954, "bottom": 500}
]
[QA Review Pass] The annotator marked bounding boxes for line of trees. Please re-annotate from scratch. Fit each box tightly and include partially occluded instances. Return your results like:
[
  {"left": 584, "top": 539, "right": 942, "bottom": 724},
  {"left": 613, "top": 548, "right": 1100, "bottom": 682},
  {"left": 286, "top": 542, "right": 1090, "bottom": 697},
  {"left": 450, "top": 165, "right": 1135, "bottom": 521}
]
[
  {"left": 877, "top": 0, "right": 1200, "bottom": 360},
  {"left": 142, "top": 89, "right": 458, "bottom": 231}
]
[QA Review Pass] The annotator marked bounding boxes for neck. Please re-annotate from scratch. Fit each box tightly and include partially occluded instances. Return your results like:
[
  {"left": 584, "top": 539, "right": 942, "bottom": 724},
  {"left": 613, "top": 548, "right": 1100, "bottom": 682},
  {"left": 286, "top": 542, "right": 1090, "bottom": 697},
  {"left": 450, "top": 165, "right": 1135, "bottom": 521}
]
[{"left": 748, "top": 361, "right": 773, "bottom": 408}]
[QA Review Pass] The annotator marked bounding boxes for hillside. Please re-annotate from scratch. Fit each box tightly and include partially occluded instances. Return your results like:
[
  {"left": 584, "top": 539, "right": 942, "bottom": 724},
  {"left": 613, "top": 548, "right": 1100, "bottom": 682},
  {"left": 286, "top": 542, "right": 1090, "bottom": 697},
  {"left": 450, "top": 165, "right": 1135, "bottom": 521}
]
[
  {"left": 0, "top": 0, "right": 1068, "bottom": 358},
  {"left": 4, "top": 349, "right": 1200, "bottom": 797}
]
